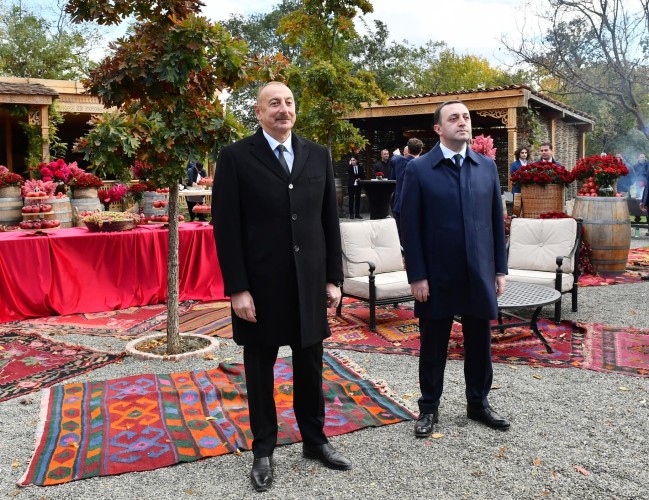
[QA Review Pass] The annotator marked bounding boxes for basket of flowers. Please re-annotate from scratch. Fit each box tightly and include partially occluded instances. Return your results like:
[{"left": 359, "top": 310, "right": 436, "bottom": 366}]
[
  {"left": 83, "top": 211, "right": 141, "bottom": 232},
  {"left": 510, "top": 161, "right": 573, "bottom": 218},
  {"left": 0, "top": 166, "right": 24, "bottom": 198}
]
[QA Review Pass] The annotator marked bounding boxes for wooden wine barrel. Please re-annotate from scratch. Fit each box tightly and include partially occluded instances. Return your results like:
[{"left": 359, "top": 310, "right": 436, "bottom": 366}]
[
  {"left": 0, "top": 197, "right": 23, "bottom": 226},
  {"left": 143, "top": 191, "right": 167, "bottom": 217},
  {"left": 572, "top": 196, "right": 630, "bottom": 274}
]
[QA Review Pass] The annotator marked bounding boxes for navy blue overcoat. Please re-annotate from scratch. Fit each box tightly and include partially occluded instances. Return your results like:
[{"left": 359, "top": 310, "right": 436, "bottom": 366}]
[{"left": 400, "top": 143, "right": 507, "bottom": 320}]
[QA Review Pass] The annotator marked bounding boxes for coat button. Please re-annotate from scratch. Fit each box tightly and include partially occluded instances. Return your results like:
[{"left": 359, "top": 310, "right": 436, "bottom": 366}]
[
  {"left": 538, "top": 242, "right": 544, "bottom": 247},
  {"left": 294, "top": 244, "right": 300, "bottom": 252},
  {"left": 292, "top": 214, "right": 298, "bottom": 220},
  {"left": 288, "top": 183, "right": 294, "bottom": 189}
]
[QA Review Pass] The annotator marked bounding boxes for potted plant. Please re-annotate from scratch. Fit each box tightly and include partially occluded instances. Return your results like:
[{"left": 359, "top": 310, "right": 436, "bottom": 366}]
[
  {"left": 510, "top": 160, "right": 573, "bottom": 218},
  {"left": 470, "top": 134, "right": 497, "bottom": 159},
  {"left": 572, "top": 154, "right": 629, "bottom": 197},
  {"left": 69, "top": 172, "right": 104, "bottom": 199},
  {"left": 0, "top": 166, "right": 24, "bottom": 198},
  {"left": 98, "top": 184, "right": 128, "bottom": 211}
]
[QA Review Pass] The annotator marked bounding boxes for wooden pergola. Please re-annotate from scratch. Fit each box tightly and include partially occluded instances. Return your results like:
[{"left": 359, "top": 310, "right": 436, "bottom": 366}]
[{"left": 345, "top": 85, "right": 595, "bottom": 190}]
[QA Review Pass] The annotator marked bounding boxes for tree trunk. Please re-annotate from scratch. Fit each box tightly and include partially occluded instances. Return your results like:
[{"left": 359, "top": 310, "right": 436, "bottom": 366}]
[{"left": 166, "top": 182, "right": 181, "bottom": 354}]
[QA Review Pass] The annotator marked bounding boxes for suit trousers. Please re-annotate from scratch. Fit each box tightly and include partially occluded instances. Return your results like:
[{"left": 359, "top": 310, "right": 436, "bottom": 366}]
[
  {"left": 348, "top": 185, "right": 361, "bottom": 217},
  {"left": 243, "top": 341, "right": 327, "bottom": 458},
  {"left": 417, "top": 315, "right": 493, "bottom": 414}
]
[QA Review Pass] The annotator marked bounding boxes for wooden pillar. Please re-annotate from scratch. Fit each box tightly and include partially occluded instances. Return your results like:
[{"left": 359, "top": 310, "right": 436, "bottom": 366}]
[
  {"left": 550, "top": 118, "right": 556, "bottom": 150},
  {"left": 40, "top": 105, "right": 50, "bottom": 163},
  {"left": 506, "top": 107, "right": 518, "bottom": 191},
  {"left": 4, "top": 115, "right": 12, "bottom": 170}
]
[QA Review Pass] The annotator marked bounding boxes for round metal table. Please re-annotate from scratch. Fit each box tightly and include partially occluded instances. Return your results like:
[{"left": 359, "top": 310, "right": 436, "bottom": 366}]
[{"left": 495, "top": 281, "right": 562, "bottom": 353}]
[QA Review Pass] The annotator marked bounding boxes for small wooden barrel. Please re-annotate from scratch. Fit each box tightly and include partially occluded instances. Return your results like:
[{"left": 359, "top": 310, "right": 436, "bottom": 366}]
[
  {"left": 71, "top": 198, "right": 103, "bottom": 226},
  {"left": 72, "top": 187, "right": 99, "bottom": 199},
  {"left": 47, "top": 197, "right": 73, "bottom": 228},
  {"left": 572, "top": 196, "right": 631, "bottom": 274},
  {"left": 143, "top": 191, "right": 167, "bottom": 217},
  {"left": 0, "top": 197, "right": 23, "bottom": 226}
]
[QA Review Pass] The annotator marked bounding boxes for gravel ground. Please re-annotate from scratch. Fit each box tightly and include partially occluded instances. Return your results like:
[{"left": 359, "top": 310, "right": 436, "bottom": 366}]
[{"left": 1, "top": 237, "right": 648, "bottom": 500}]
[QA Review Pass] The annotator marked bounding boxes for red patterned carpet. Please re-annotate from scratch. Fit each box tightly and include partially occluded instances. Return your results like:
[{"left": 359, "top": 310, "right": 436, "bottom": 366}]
[
  {"left": 19, "top": 352, "right": 415, "bottom": 486},
  {"left": 0, "top": 331, "right": 124, "bottom": 402},
  {"left": 627, "top": 247, "right": 649, "bottom": 270}
]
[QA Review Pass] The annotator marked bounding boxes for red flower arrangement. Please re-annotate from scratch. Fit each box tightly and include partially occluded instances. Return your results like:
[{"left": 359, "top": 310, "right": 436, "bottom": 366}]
[
  {"left": 99, "top": 184, "right": 128, "bottom": 205},
  {"left": 572, "top": 154, "right": 628, "bottom": 196},
  {"left": 32, "top": 158, "right": 73, "bottom": 184},
  {"left": 470, "top": 134, "right": 497, "bottom": 159},
  {"left": 375, "top": 171, "right": 385, "bottom": 178},
  {"left": 69, "top": 172, "right": 104, "bottom": 189},
  {"left": 127, "top": 182, "right": 148, "bottom": 203},
  {"left": 510, "top": 160, "right": 573, "bottom": 186},
  {"left": 0, "top": 170, "right": 24, "bottom": 188}
]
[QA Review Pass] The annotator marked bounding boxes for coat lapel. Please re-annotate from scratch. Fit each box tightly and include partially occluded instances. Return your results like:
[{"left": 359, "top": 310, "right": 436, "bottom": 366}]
[
  {"left": 290, "top": 133, "right": 310, "bottom": 180},
  {"left": 249, "top": 128, "right": 289, "bottom": 180}
]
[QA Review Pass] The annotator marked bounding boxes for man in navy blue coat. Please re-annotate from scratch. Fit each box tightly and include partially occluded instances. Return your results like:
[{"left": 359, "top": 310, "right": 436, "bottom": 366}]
[
  {"left": 390, "top": 137, "right": 423, "bottom": 235},
  {"left": 400, "top": 100, "right": 509, "bottom": 436}
]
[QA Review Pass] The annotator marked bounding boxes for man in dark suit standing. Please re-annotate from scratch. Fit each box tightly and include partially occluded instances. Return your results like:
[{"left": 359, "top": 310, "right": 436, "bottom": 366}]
[
  {"left": 212, "top": 82, "right": 351, "bottom": 493},
  {"left": 347, "top": 156, "right": 364, "bottom": 218},
  {"left": 400, "top": 100, "right": 509, "bottom": 438}
]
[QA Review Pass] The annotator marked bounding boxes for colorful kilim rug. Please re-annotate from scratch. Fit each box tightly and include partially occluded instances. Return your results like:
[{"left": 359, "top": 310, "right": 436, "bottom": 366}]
[
  {"left": 7, "top": 302, "right": 194, "bottom": 338},
  {"left": 578, "top": 271, "right": 643, "bottom": 287},
  {"left": 577, "top": 322, "right": 649, "bottom": 377},
  {"left": 627, "top": 247, "right": 649, "bottom": 270},
  {"left": 0, "top": 331, "right": 124, "bottom": 403},
  {"left": 153, "top": 301, "right": 232, "bottom": 337},
  {"left": 19, "top": 352, "right": 415, "bottom": 487}
]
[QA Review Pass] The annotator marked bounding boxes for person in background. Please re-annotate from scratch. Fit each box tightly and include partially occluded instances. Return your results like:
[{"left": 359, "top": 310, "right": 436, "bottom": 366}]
[
  {"left": 373, "top": 148, "right": 391, "bottom": 178},
  {"left": 347, "top": 156, "right": 364, "bottom": 219},
  {"left": 400, "top": 100, "right": 509, "bottom": 439},
  {"left": 539, "top": 142, "right": 561, "bottom": 165},
  {"left": 509, "top": 146, "right": 530, "bottom": 194},
  {"left": 391, "top": 138, "right": 423, "bottom": 234},
  {"left": 186, "top": 161, "right": 207, "bottom": 221},
  {"left": 212, "top": 81, "right": 350, "bottom": 493}
]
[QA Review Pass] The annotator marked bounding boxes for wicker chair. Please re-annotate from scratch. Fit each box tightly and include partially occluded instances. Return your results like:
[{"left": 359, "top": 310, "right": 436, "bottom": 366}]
[
  {"left": 506, "top": 216, "right": 582, "bottom": 322},
  {"left": 336, "top": 218, "right": 413, "bottom": 331}
]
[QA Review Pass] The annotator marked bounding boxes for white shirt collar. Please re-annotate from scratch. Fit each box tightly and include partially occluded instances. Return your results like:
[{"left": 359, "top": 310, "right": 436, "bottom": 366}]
[
  {"left": 262, "top": 129, "right": 293, "bottom": 156},
  {"left": 439, "top": 142, "right": 467, "bottom": 161}
]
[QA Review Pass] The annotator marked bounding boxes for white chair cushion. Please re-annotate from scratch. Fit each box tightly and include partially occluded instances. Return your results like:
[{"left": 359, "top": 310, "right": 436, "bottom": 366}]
[
  {"left": 506, "top": 270, "right": 574, "bottom": 292},
  {"left": 508, "top": 218, "right": 577, "bottom": 273},
  {"left": 339, "top": 218, "right": 404, "bottom": 278},
  {"left": 343, "top": 271, "right": 412, "bottom": 300}
]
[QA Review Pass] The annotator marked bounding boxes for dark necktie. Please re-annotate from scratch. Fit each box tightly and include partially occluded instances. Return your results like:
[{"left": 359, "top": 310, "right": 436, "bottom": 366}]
[
  {"left": 276, "top": 144, "right": 290, "bottom": 176},
  {"left": 453, "top": 153, "right": 463, "bottom": 169}
]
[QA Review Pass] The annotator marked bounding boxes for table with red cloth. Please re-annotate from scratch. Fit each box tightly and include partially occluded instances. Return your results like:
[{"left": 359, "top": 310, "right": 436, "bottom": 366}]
[{"left": 0, "top": 222, "right": 225, "bottom": 323}]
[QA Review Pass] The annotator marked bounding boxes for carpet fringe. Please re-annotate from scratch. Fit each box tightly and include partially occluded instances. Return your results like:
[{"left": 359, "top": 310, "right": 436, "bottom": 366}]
[
  {"left": 328, "top": 350, "right": 418, "bottom": 413},
  {"left": 17, "top": 388, "right": 51, "bottom": 487}
]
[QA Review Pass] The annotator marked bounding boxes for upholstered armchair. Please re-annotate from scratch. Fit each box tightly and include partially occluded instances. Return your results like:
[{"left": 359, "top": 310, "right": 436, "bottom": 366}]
[
  {"left": 506, "top": 217, "right": 583, "bottom": 322},
  {"left": 336, "top": 218, "right": 413, "bottom": 331}
]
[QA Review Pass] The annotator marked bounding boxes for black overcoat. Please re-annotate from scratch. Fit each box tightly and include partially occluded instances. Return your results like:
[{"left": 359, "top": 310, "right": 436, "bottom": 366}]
[{"left": 212, "top": 129, "right": 343, "bottom": 347}]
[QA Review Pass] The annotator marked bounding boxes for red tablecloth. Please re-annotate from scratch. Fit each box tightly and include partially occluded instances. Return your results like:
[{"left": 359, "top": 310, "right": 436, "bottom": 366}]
[{"left": 0, "top": 223, "right": 225, "bottom": 322}]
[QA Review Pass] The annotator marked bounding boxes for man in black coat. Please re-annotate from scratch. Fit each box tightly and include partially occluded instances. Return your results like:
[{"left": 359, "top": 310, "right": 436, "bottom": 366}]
[
  {"left": 212, "top": 82, "right": 350, "bottom": 493},
  {"left": 347, "top": 156, "right": 364, "bottom": 218},
  {"left": 186, "top": 161, "right": 207, "bottom": 221},
  {"left": 373, "top": 148, "right": 391, "bottom": 178}
]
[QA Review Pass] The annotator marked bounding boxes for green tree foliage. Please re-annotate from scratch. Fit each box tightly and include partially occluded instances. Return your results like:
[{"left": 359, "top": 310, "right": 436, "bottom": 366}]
[
  {"left": 278, "top": 0, "right": 385, "bottom": 160},
  {"left": 221, "top": 0, "right": 301, "bottom": 132},
  {"left": 0, "top": 1, "right": 101, "bottom": 79},
  {"left": 503, "top": 0, "right": 649, "bottom": 144},
  {"left": 68, "top": 0, "right": 287, "bottom": 354}
]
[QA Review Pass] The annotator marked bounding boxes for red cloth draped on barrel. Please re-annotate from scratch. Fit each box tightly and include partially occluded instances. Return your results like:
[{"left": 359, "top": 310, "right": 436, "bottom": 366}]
[{"left": 0, "top": 223, "right": 224, "bottom": 322}]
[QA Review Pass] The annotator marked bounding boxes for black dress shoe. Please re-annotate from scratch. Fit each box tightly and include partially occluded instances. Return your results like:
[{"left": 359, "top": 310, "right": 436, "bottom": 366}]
[
  {"left": 414, "top": 410, "right": 439, "bottom": 438},
  {"left": 467, "top": 405, "right": 510, "bottom": 430},
  {"left": 303, "top": 442, "right": 352, "bottom": 470},
  {"left": 355, "top": 214, "right": 363, "bottom": 219},
  {"left": 250, "top": 456, "right": 273, "bottom": 492}
]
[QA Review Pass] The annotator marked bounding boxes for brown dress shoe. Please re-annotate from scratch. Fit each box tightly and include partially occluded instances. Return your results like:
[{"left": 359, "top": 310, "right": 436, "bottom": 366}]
[
  {"left": 303, "top": 443, "right": 352, "bottom": 470},
  {"left": 414, "top": 410, "right": 439, "bottom": 438},
  {"left": 250, "top": 456, "right": 273, "bottom": 492}
]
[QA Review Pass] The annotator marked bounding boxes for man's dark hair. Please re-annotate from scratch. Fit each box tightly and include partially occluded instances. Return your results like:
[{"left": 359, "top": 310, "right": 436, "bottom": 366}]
[
  {"left": 407, "top": 138, "right": 424, "bottom": 155},
  {"left": 514, "top": 146, "right": 529, "bottom": 160},
  {"left": 196, "top": 161, "right": 204, "bottom": 169},
  {"left": 540, "top": 141, "right": 553, "bottom": 150},
  {"left": 433, "top": 100, "right": 464, "bottom": 125}
]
